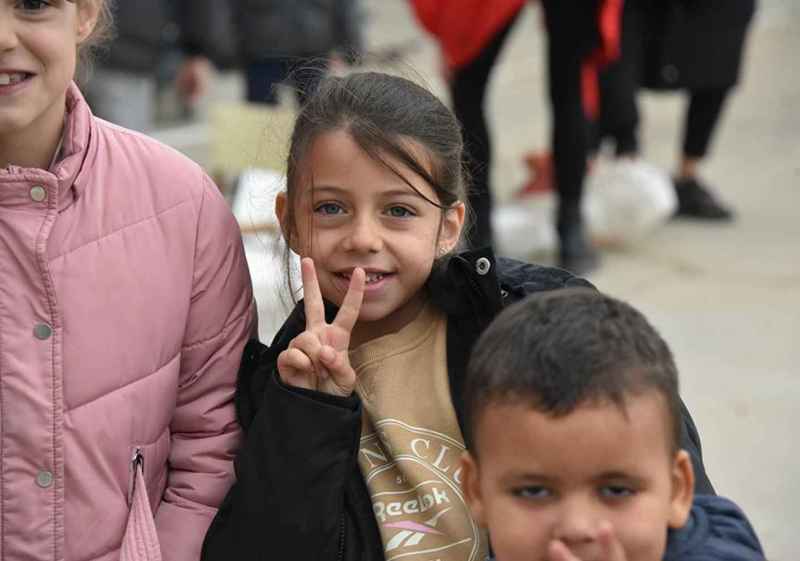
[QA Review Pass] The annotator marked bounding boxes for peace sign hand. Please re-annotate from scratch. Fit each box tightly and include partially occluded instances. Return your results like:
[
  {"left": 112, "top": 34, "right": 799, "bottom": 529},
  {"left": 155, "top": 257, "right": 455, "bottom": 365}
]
[{"left": 277, "top": 258, "right": 365, "bottom": 397}]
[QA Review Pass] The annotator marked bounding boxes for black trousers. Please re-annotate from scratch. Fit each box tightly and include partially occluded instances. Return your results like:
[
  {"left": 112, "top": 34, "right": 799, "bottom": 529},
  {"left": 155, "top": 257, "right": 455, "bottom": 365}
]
[
  {"left": 595, "top": 0, "right": 731, "bottom": 160},
  {"left": 450, "top": 12, "right": 520, "bottom": 249},
  {"left": 541, "top": 0, "right": 601, "bottom": 227}
]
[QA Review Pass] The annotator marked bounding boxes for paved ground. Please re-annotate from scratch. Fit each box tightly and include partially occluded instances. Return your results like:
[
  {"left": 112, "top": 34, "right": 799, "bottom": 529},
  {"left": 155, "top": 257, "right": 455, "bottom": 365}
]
[{"left": 156, "top": 1, "right": 799, "bottom": 557}]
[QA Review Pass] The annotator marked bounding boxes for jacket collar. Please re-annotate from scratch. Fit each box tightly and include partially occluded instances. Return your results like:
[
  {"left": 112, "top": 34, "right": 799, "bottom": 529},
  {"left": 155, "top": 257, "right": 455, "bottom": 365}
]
[
  {"left": 0, "top": 82, "right": 92, "bottom": 211},
  {"left": 426, "top": 247, "right": 504, "bottom": 320},
  {"left": 53, "top": 82, "right": 93, "bottom": 206}
]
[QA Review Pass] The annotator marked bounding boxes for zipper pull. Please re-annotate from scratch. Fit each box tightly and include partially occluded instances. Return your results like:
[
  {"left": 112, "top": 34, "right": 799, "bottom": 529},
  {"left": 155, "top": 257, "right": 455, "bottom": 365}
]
[
  {"left": 132, "top": 447, "right": 144, "bottom": 472},
  {"left": 128, "top": 447, "right": 144, "bottom": 505}
]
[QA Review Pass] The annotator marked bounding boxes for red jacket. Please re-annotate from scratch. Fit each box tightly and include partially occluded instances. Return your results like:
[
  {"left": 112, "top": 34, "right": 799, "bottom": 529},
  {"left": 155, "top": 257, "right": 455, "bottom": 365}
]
[
  {"left": 409, "top": 0, "right": 622, "bottom": 119},
  {"left": 409, "top": 0, "right": 526, "bottom": 70}
]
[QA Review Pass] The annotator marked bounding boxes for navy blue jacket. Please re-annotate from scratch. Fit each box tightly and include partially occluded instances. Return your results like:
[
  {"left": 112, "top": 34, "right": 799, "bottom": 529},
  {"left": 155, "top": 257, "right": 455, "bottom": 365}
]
[{"left": 665, "top": 495, "right": 765, "bottom": 561}]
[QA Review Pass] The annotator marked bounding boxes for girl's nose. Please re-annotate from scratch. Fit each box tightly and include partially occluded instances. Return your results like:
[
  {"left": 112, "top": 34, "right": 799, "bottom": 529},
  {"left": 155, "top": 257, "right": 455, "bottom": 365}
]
[
  {"left": 343, "top": 216, "right": 383, "bottom": 254},
  {"left": 0, "top": 16, "right": 18, "bottom": 52}
]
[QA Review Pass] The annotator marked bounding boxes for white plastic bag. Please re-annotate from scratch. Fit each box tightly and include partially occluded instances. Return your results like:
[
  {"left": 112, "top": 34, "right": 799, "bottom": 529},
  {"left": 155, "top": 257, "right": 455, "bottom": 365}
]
[
  {"left": 493, "top": 193, "right": 557, "bottom": 259},
  {"left": 493, "top": 157, "right": 677, "bottom": 259},
  {"left": 585, "top": 158, "right": 677, "bottom": 246}
]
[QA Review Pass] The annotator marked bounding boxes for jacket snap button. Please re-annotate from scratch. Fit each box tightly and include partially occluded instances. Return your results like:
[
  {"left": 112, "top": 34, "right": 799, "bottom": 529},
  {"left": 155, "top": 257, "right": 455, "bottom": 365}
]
[
  {"left": 34, "top": 323, "right": 52, "bottom": 340},
  {"left": 661, "top": 64, "right": 679, "bottom": 84},
  {"left": 475, "top": 257, "right": 491, "bottom": 276},
  {"left": 30, "top": 185, "right": 47, "bottom": 203},
  {"left": 36, "top": 470, "right": 54, "bottom": 488}
]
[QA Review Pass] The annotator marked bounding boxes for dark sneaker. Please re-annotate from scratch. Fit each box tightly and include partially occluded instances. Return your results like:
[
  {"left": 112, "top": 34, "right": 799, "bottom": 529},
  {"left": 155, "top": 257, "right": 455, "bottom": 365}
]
[
  {"left": 674, "top": 177, "right": 735, "bottom": 221},
  {"left": 557, "top": 219, "right": 600, "bottom": 276}
]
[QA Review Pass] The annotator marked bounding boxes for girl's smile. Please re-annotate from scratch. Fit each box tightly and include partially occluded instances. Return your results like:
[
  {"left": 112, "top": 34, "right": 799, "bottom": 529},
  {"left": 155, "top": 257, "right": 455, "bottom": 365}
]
[
  {"left": 333, "top": 269, "right": 396, "bottom": 296},
  {"left": 0, "top": 70, "right": 32, "bottom": 86}
]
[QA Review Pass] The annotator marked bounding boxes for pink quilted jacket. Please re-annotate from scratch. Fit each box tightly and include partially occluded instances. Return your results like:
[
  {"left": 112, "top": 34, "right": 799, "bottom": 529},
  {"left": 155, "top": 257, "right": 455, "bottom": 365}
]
[{"left": 0, "top": 85, "right": 255, "bottom": 561}]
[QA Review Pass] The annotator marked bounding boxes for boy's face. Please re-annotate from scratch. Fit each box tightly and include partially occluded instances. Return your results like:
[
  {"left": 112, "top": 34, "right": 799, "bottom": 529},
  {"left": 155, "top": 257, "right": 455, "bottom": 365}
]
[{"left": 461, "top": 393, "right": 693, "bottom": 561}]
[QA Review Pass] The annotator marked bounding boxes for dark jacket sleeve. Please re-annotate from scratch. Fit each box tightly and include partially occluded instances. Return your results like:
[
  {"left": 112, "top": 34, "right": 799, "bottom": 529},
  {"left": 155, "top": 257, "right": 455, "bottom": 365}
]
[
  {"left": 201, "top": 338, "right": 363, "bottom": 560},
  {"left": 664, "top": 495, "right": 765, "bottom": 560}
]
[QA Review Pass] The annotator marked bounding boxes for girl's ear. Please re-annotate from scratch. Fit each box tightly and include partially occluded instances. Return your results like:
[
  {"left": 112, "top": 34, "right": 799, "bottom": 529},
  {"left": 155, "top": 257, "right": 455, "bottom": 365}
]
[
  {"left": 460, "top": 452, "right": 487, "bottom": 528},
  {"left": 439, "top": 201, "right": 466, "bottom": 254},
  {"left": 75, "top": 0, "right": 101, "bottom": 44},
  {"left": 667, "top": 450, "right": 695, "bottom": 529}
]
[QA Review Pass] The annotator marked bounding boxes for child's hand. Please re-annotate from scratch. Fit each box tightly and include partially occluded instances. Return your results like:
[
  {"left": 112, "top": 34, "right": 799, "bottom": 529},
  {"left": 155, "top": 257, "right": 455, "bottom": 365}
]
[
  {"left": 547, "top": 522, "right": 627, "bottom": 561},
  {"left": 277, "top": 258, "right": 365, "bottom": 397}
]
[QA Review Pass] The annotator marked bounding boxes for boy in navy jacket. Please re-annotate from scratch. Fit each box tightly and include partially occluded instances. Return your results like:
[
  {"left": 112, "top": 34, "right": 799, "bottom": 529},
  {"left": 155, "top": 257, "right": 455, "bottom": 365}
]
[{"left": 460, "top": 289, "right": 764, "bottom": 561}]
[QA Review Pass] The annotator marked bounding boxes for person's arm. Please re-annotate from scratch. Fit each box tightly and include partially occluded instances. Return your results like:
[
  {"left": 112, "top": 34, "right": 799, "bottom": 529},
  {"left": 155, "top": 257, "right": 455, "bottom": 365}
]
[
  {"left": 202, "top": 365, "right": 363, "bottom": 560},
  {"left": 204, "top": 261, "right": 368, "bottom": 559},
  {"left": 155, "top": 174, "right": 256, "bottom": 561}
]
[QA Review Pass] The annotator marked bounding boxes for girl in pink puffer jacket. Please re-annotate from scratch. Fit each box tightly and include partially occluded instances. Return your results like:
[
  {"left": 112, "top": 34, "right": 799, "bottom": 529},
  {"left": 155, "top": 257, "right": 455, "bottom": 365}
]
[{"left": 0, "top": 2, "right": 254, "bottom": 560}]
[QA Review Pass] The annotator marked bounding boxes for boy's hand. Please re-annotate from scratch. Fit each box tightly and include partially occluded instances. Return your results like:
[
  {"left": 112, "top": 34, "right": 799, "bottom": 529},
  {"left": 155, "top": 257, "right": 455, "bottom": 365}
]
[
  {"left": 277, "top": 258, "right": 365, "bottom": 397},
  {"left": 547, "top": 522, "right": 627, "bottom": 561}
]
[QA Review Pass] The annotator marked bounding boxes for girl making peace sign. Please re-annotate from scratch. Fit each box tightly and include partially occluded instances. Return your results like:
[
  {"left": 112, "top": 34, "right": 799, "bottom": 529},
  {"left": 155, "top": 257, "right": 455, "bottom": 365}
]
[{"left": 202, "top": 72, "right": 714, "bottom": 561}]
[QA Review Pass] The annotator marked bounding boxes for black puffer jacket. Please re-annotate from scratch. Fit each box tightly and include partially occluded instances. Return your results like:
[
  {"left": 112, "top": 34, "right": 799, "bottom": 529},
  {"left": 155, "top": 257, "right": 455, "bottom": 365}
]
[
  {"left": 98, "top": 0, "right": 237, "bottom": 72},
  {"left": 201, "top": 250, "right": 714, "bottom": 561},
  {"left": 231, "top": 0, "right": 363, "bottom": 63},
  {"left": 631, "top": 0, "right": 757, "bottom": 90}
]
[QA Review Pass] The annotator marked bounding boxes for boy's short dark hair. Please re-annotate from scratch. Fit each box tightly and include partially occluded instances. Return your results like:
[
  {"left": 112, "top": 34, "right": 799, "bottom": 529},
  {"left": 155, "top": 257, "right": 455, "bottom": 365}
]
[{"left": 464, "top": 288, "right": 682, "bottom": 454}]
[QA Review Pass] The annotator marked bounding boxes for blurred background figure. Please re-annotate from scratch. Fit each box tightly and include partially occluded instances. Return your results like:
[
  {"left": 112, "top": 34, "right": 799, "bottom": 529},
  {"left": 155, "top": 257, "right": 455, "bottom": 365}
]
[
  {"left": 539, "top": 0, "right": 621, "bottom": 273},
  {"left": 83, "top": 0, "right": 236, "bottom": 131},
  {"left": 411, "top": 0, "right": 621, "bottom": 274},
  {"left": 231, "top": 0, "right": 364, "bottom": 106},
  {"left": 594, "top": 0, "right": 757, "bottom": 220},
  {"left": 409, "top": 0, "right": 526, "bottom": 250}
]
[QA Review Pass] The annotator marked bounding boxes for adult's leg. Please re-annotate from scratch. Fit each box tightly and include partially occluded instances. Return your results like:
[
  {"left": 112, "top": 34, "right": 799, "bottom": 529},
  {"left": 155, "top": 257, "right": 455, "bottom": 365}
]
[
  {"left": 597, "top": 60, "right": 640, "bottom": 157},
  {"left": 681, "top": 87, "right": 730, "bottom": 166},
  {"left": 674, "top": 87, "right": 734, "bottom": 220},
  {"left": 596, "top": 0, "right": 647, "bottom": 157},
  {"left": 450, "top": 12, "right": 521, "bottom": 249},
  {"left": 244, "top": 59, "right": 290, "bottom": 105},
  {"left": 541, "top": 0, "right": 599, "bottom": 273}
]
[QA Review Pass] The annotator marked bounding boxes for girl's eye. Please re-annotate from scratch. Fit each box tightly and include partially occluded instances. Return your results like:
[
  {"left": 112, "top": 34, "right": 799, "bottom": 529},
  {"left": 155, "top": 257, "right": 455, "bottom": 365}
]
[
  {"left": 17, "top": 0, "right": 51, "bottom": 11},
  {"left": 513, "top": 486, "right": 551, "bottom": 500},
  {"left": 386, "top": 206, "right": 414, "bottom": 218},
  {"left": 314, "top": 202, "right": 345, "bottom": 216},
  {"left": 599, "top": 485, "right": 635, "bottom": 499}
]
